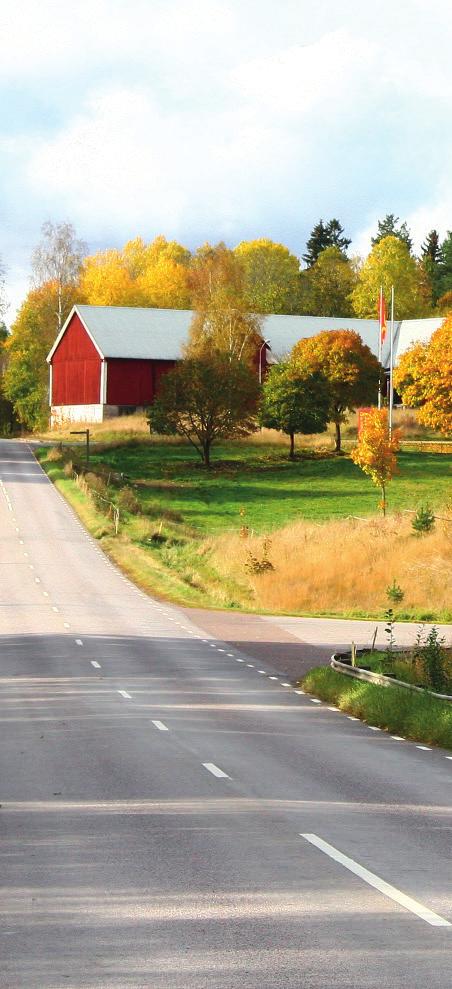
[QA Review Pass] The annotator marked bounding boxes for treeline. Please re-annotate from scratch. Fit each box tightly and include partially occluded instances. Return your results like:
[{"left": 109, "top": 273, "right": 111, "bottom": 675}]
[{"left": 2, "top": 214, "right": 452, "bottom": 431}]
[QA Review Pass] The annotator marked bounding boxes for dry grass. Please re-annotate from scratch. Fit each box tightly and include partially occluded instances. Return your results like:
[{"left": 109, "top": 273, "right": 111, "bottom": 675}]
[{"left": 211, "top": 512, "right": 452, "bottom": 618}]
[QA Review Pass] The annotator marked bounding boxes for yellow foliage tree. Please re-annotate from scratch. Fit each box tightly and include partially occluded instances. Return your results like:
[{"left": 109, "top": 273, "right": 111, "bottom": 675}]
[
  {"left": 351, "top": 408, "right": 401, "bottom": 515},
  {"left": 234, "top": 238, "right": 301, "bottom": 314},
  {"left": 394, "top": 317, "right": 452, "bottom": 433},
  {"left": 80, "top": 250, "right": 138, "bottom": 306},
  {"left": 351, "top": 236, "right": 429, "bottom": 319}
]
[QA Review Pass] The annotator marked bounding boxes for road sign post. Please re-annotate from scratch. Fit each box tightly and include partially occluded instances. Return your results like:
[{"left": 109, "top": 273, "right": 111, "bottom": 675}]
[{"left": 70, "top": 429, "right": 90, "bottom": 464}]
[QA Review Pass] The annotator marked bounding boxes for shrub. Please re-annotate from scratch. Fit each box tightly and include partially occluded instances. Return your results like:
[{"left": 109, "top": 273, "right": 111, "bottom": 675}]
[
  {"left": 84, "top": 472, "right": 109, "bottom": 499},
  {"left": 47, "top": 445, "right": 63, "bottom": 461},
  {"left": 417, "top": 626, "right": 447, "bottom": 693},
  {"left": 116, "top": 485, "right": 141, "bottom": 514},
  {"left": 412, "top": 504, "right": 435, "bottom": 534},
  {"left": 386, "top": 579, "right": 404, "bottom": 604},
  {"left": 63, "top": 460, "right": 73, "bottom": 477}
]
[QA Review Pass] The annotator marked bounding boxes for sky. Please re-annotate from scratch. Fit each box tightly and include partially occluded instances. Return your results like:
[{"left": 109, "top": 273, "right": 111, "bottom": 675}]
[{"left": 1, "top": 0, "right": 452, "bottom": 324}]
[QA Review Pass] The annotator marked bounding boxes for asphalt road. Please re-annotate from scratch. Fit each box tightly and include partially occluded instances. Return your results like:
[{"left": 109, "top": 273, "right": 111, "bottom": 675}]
[{"left": 1, "top": 438, "right": 452, "bottom": 989}]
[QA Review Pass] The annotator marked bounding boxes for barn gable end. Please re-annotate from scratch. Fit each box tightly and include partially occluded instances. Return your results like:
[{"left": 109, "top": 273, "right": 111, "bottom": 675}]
[{"left": 51, "top": 312, "right": 103, "bottom": 422}]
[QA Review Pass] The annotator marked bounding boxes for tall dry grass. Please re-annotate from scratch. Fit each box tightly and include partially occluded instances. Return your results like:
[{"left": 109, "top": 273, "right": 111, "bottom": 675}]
[{"left": 211, "top": 512, "right": 452, "bottom": 616}]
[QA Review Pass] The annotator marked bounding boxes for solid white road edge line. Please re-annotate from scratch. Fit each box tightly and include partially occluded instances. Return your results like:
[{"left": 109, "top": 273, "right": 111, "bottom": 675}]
[
  {"left": 202, "top": 762, "right": 230, "bottom": 779},
  {"left": 300, "top": 833, "right": 451, "bottom": 928},
  {"left": 152, "top": 720, "right": 168, "bottom": 731}
]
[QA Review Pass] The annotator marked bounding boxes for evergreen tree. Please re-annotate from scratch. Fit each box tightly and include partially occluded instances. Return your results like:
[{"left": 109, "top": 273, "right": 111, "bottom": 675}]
[
  {"left": 371, "top": 214, "right": 412, "bottom": 253},
  {"left": 438, "top": 231, "right": 452, "bottom": 299},
  {"left": 303, "top": 218, "right": 351, "bottom": 267},
  {"left": 421, "top": 229, "right": 444, "bottom": 305}
]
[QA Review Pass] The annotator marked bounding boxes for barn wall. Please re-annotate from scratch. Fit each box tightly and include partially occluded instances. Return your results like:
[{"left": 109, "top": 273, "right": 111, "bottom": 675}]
[
  {"left": 106, "top": 358, "right": 176, "bottom": 406},
  {"left": 51, "top": 313, "right": 101, "bottom": 405}
]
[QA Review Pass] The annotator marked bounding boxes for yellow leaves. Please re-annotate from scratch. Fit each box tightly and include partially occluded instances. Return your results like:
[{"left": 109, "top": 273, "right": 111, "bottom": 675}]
[
  {"left": 351, "top": 236, "right": 428, "bottom": 319},
  {"left": 351, "top": 408, "right": 401, "bottom": 489},
  {"left": 395, "top": 318, "right": 452, "bottom": 434},
  {"left": 80, "top": 250, "right": 138, "bottom": 306},
  {"left": 81, "top": 236, "right": 191, "bottom": 309}
]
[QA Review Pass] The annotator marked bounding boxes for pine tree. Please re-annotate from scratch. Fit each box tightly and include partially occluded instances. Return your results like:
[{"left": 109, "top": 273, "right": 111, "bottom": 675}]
[
  {"left": 303, "top": 218, "right": 351, "bottom": 267},
  {"left": 371, "top": 214, "right": 412, "bottom": 253},
  {"left": 421, "top": 230, "right": 444, "bottom": 305}
]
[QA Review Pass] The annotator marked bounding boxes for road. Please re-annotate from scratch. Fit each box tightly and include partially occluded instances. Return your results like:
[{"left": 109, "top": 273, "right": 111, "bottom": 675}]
[{"left": 1, "top": 438, "right": 452, "bottom": 989}]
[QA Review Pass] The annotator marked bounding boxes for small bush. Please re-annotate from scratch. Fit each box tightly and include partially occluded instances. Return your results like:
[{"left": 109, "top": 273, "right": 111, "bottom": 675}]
[
  {"left": 416, "top": 626, "right": 447, "bottom": 693},
  {"left": 245, "top": 538, "right": 274, "bottom": 575},
  {"left": 63, "top": 460, "right": 73, "bottom": 477},
  {"left": 386, "top": 579, "right": 404, "bottom": 604},
  {"left": 412, "top": 504, "right": 435, "bottom": 534},
  {"left": 47, "top": 445, "right": 63, "bottom": 462},
  {"left": 117, "top": 486, "right": 141, "bottom": 514},
  {"left": 85, "top": 472, "right": 109, "bottom": 498}
]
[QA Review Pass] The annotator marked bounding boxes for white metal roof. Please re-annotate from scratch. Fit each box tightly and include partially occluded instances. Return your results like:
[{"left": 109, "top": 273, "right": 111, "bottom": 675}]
[{"left": 47, "top": 304, "right": 440, "bottom": 368}]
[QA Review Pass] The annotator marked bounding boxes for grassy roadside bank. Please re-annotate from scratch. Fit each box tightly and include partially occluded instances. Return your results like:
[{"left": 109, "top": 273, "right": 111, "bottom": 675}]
[
  {"left": 36, "top": 443, "right": 452, "bottom": 621},
  {"left": 302, "top": 666, "right": 452, "bottom": 750}
]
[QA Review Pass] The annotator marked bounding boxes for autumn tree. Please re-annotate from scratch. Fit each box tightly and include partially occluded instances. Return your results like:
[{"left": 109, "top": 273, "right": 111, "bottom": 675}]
[
  {"left": 0, "top": 324, "right": 16, "bottom": 434},
  {"left": 259, "top": 363, "right": 330, "bottom": 459},
  {"left": 301, "top": 246, "right": 357, "bottom": 317},
  {"left": 292, "top": 329, "right": 381, "bottom": 453},
  {"left": 147, "top": 355, "right": 260, "bottom": 466},
  {"left": 234, "top": 239, "right": 301, "bottom": 314},
  {"left": 132, "top": 235, "right": 191, "bottom": 309},
  {"left": 371, "top": 214, "right": 412, "bottom": 253},
  {"left": 351, "top": 408, "right": 401, "bottom": 515},
  {"left": 80, "top": 249, "right": 137, "bottom": 306},
  {"left": 394, "top": 317, "right": 452, "bottom": 433},
  {"left": 351, "top": 236, "right": 428, "bottom": 319},
  {"left": 4, "top": 282, "right": 80, "bottom": 429},
  {"left": 303, "top": 219, "right": 351, "bottom": 267},
  {"left": 32, "top": 221, "right": 86, "bottom": 330},
  {"left": 187, "top": 242, "right": 262, "bottom": 364}
]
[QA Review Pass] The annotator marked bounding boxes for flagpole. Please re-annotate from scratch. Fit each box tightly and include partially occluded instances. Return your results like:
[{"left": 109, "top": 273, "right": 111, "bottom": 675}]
[
  {"left": 389, "top": 285, "right": 394, "bottom": 437},
  {"left": 378, "top": 285, "right": 383, "bottom": 409}
]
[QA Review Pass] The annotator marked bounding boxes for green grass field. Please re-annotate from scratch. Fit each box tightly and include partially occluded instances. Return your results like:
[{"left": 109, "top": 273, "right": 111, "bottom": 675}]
[{"left": 86, "top": 439, "right": 451, "bottom": 534}]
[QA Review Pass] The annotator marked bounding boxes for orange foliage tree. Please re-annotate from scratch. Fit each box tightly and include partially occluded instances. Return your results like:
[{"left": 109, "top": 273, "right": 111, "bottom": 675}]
[
  {"left": 292, "top": 329, "right": 381, "bottom": 452},
  {"left": 351, "top": 408, "right": 401, "bottom": 514},
  {"left": 394, "top": 318, "right": 452, "bottom": 434}
]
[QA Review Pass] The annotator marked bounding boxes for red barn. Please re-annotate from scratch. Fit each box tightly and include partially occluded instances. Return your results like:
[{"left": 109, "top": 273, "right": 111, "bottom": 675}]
[{"left": 47, "top": 305, "right": 192, "bottom": 425}]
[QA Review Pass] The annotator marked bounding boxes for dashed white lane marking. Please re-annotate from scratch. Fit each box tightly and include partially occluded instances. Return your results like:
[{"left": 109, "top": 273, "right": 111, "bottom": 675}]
[
  {"left": 258, "top": 670, "right": 266, "bottom": 674},
  {"left": 19, "top": 540, "right": 23, "bottom": 544},
  {"left": 227, "top": 653, "right": 234, "bottom": 657},
  {"left": 310, "top": 698, "right": 322, "bottom": 704},
  {"left": 247, "top": 664, "right": 255, "bottom": 668},
  {"left": 328, "top": 706, "right": 339, "bottom": 711},
  {"left": 34, "top": 577, "right": 40, "bottom": 583},
  {"left": 63, "top": 622, "right": 70, "bottom": 628},
  {"left": 28, "top": 564, "right": 34, "bottom": 569},
  {"left": 209, "top": 643, "right": 217, "bottom": 648},
  {"left": 295, "top": 689, "right": 305, "bottom": 695},
  {"left": 269, "top": 676, "right": 278, "bottom": 680},
  {"left": 300, "top": 833, "right": 451, "bottom": 928},
  {"left": 348, "top": 716, "right": 359, "bottom": 721},
  {"left": 43, "top": 591, "right": 49, "bottom": 597},
  {"left": 236, "top": 658, "right": 244, "bottom": 663},
  {"left": 391, "top": 736, "right": 404, "bottom": 741},
  {"left": 152, "top": 720, "right": 168, "bottom": 731},
  {"left": 202, "top": 762, "right": 230, "bottom": 779},
  {"left": 52, "top": 607, "right": 59, "bottom": 613},
  {"left": 281, "top": 682, "right": 291, "bottom": 687},
  {"left": 416, "top": 745, "right": 431, "bottom": 751},
  {"left": 368, "top": 726, "right": 381, "bottom": 731},
  {"left": 118, "top": 690, "right": 132, "bottom": 699},
  {"left": 91, "top": 661, "right": 101, "bottom": 669},
  {"left": 75, "top": 639, "right": 83, "bottom": 646},
  {"left": 217, "top": 648, "right": 225, "bottom": 652}
]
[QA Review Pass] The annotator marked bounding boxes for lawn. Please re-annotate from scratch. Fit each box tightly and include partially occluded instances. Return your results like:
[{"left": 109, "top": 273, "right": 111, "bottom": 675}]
[
  {"left": 38, "top": 439, "right": 452, "bottom": 620},
  {"left": 85, "top": 439, "right": 452, "bottom": 534}
]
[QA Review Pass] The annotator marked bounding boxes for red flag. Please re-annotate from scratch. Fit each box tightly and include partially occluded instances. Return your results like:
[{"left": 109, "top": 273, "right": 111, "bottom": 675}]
[{"left": 379, "top": 292, "right": 387, "bottom": 343}]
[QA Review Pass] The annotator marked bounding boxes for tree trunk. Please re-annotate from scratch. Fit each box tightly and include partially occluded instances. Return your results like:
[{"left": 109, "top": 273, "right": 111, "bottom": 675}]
[
  {"left": 289, "top": 432, "right": 295, "bottom": 460},
  {"left": 203, "top": 440, "right": 211, "bottom": 468},
  {"left": 381, "top": 483, "right": 386, "bottom": 516},
  {"left": 335, "top": 420, "right": 341, "bottom": 453}
]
